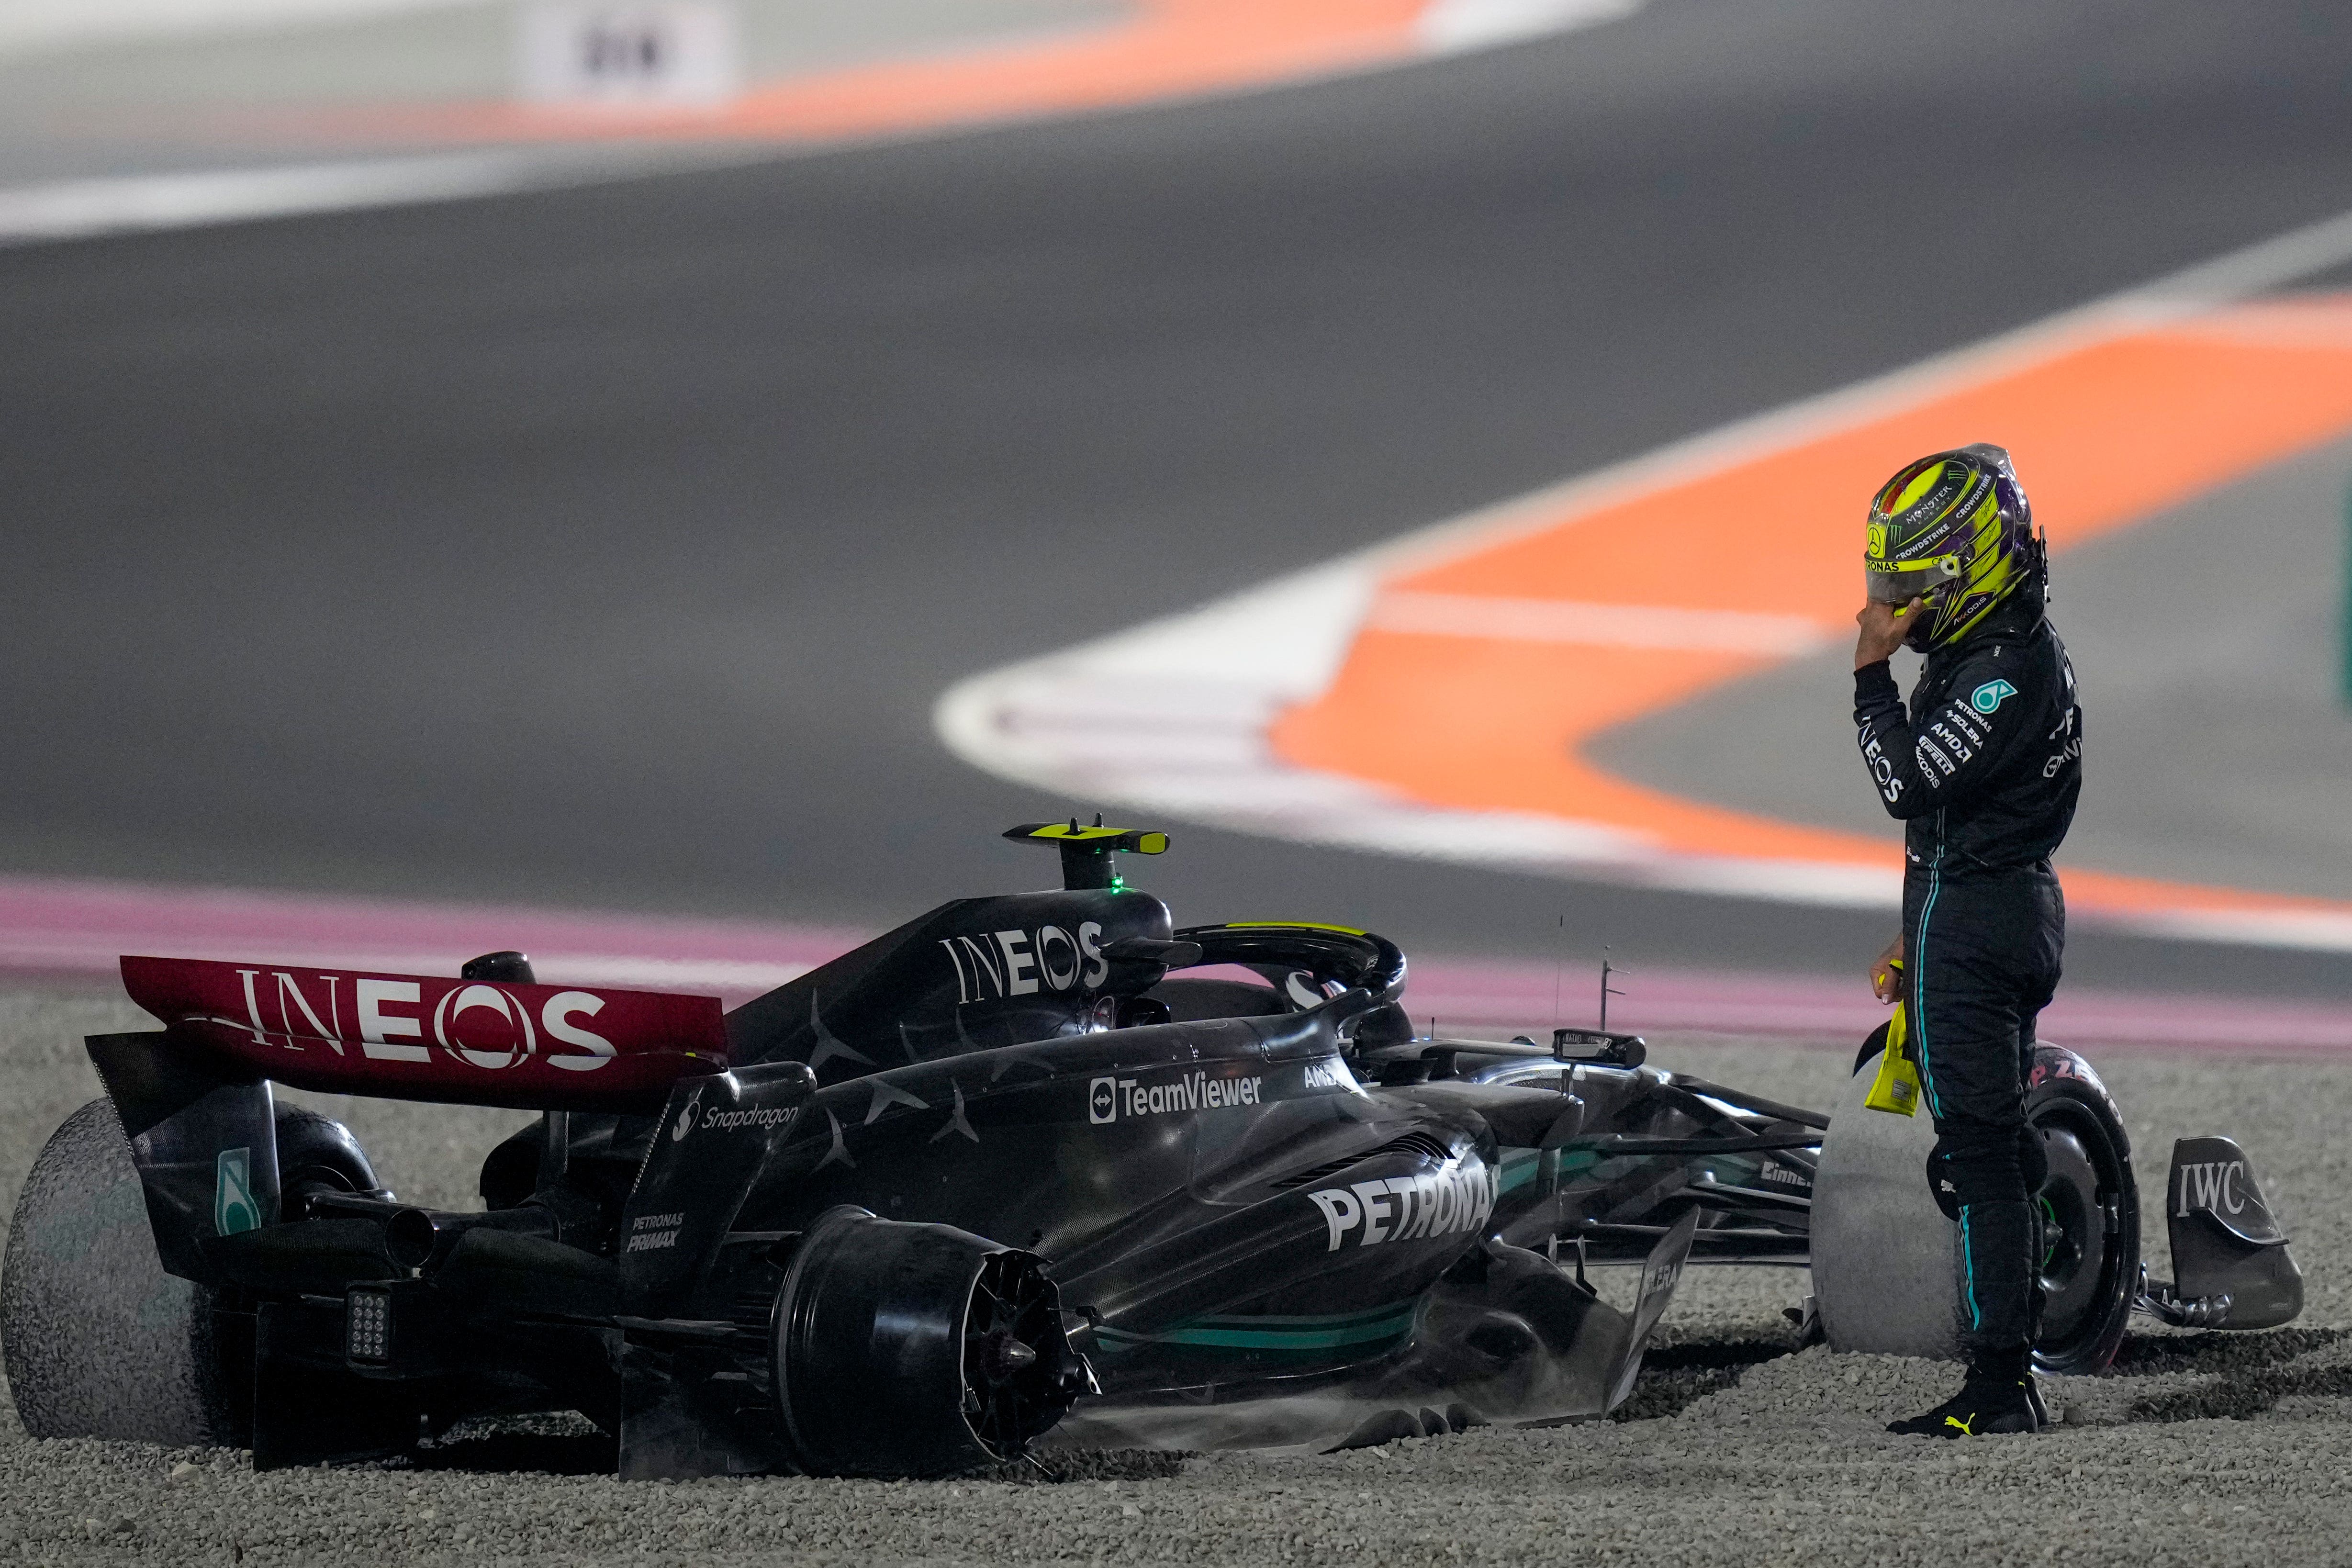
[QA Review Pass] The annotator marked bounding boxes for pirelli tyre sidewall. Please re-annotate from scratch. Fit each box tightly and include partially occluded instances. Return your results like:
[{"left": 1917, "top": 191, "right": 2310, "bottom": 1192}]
[
  {"left": 1812, "top": 1047, "right": 1955, "bottom": 1361},
  {"left": 2024, "top": 1045, "right": 2139, "bottom": 1376},
  {"left": 1814, "top": 1042, "right": 2138, "bottom": 1376},
  {"left": 0, "top": 1098, "right": 244, "bottom": 1445}
]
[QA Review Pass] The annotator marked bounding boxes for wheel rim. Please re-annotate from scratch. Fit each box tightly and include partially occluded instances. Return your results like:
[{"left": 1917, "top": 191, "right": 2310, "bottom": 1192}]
[
  {"left": 2027, "top": 1094, "right": 2132, "bottom": 1370},
  {"left": 960, "top": 1251, "right": 1069, "bottom": 1459},
  {"left": 2033, "top": 1124, "right": 2102, "bottom": 1341}
]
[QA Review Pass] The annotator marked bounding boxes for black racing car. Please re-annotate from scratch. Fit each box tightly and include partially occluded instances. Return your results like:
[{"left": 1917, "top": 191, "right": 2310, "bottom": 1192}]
[{"left": 0, "top": 824, "right": 2305, "bottom": 1476}]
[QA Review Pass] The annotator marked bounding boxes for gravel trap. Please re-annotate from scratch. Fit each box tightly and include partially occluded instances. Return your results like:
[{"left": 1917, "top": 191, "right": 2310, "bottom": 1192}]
[{"left": 3, "top": 986, "right": 2348, "bottom": 1566}]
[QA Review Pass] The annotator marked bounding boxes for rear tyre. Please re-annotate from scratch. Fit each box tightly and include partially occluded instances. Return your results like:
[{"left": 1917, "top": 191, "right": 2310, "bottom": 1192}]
[
  {"left": 771, "top": 1206, "right": 1086, "bottom": 1477},
  {"left": 0, "top": 1099, "right": 243, "bottom": 1444},
  {"left": 275, "top": 1104, "right": 385, "bottom": 1216},
  {"left": 1812, "top": 1044, "right": 2138, "bottom": 1374}
]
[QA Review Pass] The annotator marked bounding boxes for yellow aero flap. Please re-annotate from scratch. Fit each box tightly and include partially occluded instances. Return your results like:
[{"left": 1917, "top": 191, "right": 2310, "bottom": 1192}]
[
  {"left": 1009, "top": 823, "right": 1169, "bottom": 853},
  {"left": 1864, "top": 1002, "right": 1921, "bottom": 1117},
  {"left": 1226, "top": 920, "right": 1369, "bottom": 937}
]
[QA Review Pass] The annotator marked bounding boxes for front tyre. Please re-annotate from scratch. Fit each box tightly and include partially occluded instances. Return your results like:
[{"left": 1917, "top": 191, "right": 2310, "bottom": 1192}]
[
  {"left": 2023, "top": 1046, "right": 2138, "bottom": 1374},
  {"left": 771, "top": 1206, "right": 1086, "bottom": 1477},
  {"left": 0, "top": 1099, "right": 244, "bottom": 1444}
]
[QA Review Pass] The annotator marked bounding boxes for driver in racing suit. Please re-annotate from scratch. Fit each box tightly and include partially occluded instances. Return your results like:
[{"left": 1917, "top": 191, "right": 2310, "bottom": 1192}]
[{"left": 1849, "top": 443, "right": 2082, "bottom": 1438}]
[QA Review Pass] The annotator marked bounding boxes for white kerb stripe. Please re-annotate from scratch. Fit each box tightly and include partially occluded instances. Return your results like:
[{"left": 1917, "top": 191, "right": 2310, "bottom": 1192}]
[
  {"left": 0, "top": 152, "right": 583, "bottom": 247},
  {"left": 1364, "top": 593, "right": 1837, "bottom": 655}
]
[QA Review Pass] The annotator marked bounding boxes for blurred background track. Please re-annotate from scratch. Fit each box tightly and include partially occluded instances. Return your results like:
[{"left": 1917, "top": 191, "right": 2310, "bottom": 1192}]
[
  {"left": 4, "top": 0, "right": 2352, "bottom": 1000},
  {"left": 0, "top": 0, "right": 1624, "bottom": 193}
]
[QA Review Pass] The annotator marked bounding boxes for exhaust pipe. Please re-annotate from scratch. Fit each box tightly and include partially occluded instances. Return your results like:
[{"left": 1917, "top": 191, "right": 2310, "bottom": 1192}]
[{"left": 304, "top": 1191, "right": 558, "bottom": 1271}]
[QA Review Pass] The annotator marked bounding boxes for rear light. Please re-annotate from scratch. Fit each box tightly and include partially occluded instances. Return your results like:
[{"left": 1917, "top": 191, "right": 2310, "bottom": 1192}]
[{"left": 345, "top": 1285, "right": 394, "bottom": 1366}]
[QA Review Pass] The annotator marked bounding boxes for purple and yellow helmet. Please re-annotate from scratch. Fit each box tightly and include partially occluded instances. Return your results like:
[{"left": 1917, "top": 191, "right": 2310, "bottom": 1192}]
[{"left": 1864, "top": 443, "right": 2041, "bottom": 649}]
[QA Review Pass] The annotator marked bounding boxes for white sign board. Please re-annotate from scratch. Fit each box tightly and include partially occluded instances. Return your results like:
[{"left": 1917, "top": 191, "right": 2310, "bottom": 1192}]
[{"left": 516, "top": 1, "right": 740, "bottom": 109}]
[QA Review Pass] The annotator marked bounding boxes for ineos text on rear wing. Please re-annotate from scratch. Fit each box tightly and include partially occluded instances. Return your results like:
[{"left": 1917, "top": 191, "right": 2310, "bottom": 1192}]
[{"left": 122, "top": 955, "right": 728, "bottom": 1112}]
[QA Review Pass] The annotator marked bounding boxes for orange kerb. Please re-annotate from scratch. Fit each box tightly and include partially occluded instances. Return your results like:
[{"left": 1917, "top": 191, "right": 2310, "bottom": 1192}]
[
  {"left": 238, "top": 0, "right": 1430, "bottom": 147},
  {"left": 1271, "top": 300, "right": 2352, "bottom": 922}
]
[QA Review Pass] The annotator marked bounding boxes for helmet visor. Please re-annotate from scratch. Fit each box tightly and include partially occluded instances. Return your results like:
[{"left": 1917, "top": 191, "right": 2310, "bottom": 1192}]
[{"left": 1864, "top": 554, "right": 1962, "bottom": 605}]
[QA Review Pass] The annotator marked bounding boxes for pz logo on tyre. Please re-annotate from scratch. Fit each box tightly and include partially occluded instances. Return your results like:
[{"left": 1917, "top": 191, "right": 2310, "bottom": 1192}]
[{"left": 1088, "top": 1076, "right": 1118, "bottom": 1124}]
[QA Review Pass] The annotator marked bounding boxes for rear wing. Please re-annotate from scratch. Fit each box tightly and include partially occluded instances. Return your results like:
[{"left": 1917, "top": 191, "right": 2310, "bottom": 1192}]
[{"left": 121, "top": 954, "right": 728, "bottom": 1113}]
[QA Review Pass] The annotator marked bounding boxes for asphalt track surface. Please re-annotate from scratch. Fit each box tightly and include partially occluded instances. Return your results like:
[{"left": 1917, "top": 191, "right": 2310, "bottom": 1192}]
[{"left": 7, "top": 0, "right": 2352, "bottom": 995}]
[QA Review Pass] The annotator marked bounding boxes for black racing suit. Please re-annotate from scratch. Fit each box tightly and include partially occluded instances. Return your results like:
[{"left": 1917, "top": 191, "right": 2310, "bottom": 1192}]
[{"left": 1852, "top": 587, "right": 2082, "bottom": 1364}]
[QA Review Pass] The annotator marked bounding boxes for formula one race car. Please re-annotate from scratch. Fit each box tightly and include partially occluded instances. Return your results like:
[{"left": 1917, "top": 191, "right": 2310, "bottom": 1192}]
[{"left": 0, "top": 825, "right": 2307, "bottom": 1476}]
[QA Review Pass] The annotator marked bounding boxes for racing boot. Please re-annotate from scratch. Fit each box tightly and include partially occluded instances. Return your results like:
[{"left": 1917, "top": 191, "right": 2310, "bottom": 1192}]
[
  {"left": 1887, "top": 1347, "right": 2040, "bottom": 1438},
  {"left": 2022, "top": 1373, "right": 2051, "bottom": 1430}
]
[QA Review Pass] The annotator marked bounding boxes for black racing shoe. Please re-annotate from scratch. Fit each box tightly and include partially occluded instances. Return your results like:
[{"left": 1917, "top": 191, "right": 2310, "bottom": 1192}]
[
  {"left": 1886, "top": 1375, "right": 2040, "bottom": 1438},
  {"left": 2023, "top": 1374, "right": 2051, "bottom": 1430}
]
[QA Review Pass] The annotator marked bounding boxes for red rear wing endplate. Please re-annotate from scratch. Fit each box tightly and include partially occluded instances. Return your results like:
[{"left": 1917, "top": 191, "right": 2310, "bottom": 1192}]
[{"left": 121, "top": 955, "right": 729, "bottom": 1113}]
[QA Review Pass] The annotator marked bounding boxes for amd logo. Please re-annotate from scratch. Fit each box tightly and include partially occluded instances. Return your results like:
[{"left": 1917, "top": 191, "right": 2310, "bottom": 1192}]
[
  {"left": 2175, "top": 1159, "right": 2249, "bottom": 1219},
  {"left": 940, "top": 923, "right": 1109, "bottom": 1004}
]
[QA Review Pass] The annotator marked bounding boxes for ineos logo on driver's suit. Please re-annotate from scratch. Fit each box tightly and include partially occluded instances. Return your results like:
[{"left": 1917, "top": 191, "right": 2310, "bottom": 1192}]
[{"left": 1857, "top": 728, "right": 1904, "bottom": 804}]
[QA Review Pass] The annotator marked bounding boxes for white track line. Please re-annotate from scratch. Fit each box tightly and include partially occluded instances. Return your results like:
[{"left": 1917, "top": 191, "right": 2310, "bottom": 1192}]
[
  {"left": 0, "top": 150, "right": 627, "bottom": 247},
  {"left": 1415, "top": 0, "right": 1643, "bottom": 54},
  {"left": 0, "top": 0, "right": 494, "bottom": 58},
  {"left": 1366, "top": 594, "right": 1837, "bottom": 654}
]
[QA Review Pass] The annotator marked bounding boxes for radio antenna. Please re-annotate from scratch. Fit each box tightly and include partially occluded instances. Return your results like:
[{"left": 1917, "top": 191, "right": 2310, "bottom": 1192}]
[
  {"left": 1598, "top": 949, "right": 1626, "bottom": 1033},
  {"left": 1551, "top": 914, "right": 1567, "bottom": 1034}
]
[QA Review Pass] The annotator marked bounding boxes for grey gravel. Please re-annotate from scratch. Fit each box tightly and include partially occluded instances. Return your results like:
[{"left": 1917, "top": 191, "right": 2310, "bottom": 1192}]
[{"left": 5, "top": 984, "right": 2350, "bottom": 1566}]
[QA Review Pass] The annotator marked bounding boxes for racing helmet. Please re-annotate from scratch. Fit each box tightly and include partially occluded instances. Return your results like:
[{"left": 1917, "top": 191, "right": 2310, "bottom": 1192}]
[{"left": 1863, "top": 443, "right": 2042, "bottom": 649}]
